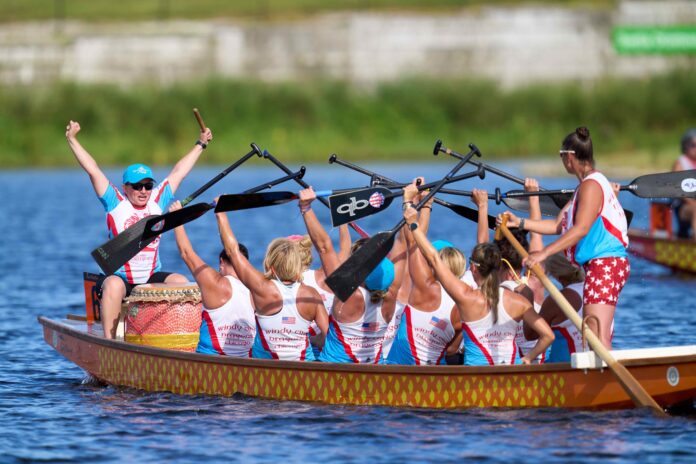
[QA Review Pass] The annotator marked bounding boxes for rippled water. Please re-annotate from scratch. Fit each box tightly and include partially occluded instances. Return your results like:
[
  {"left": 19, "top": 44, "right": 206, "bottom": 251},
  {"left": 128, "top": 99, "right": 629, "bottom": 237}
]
[{"left": 1, "top": 163, "right": 694, "bottom": 463}]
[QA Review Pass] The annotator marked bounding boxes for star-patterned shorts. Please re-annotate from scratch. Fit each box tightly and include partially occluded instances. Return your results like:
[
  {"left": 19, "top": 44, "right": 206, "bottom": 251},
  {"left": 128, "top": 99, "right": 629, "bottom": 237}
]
[{"left": 582, "top": 257, "right": 630, "bottom": 306}]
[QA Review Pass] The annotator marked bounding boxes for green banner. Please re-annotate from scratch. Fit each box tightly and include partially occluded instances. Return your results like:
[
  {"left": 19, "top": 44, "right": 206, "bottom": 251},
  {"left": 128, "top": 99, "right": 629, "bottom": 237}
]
[{"left": 613, "top": 26, "right": 696, "bottom": 54}]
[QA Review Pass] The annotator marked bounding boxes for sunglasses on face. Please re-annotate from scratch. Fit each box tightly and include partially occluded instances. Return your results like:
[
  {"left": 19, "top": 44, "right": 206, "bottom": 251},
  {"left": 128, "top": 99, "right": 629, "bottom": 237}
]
[{"left": 127, "top": 181, "right": 154, "bottom": 191}]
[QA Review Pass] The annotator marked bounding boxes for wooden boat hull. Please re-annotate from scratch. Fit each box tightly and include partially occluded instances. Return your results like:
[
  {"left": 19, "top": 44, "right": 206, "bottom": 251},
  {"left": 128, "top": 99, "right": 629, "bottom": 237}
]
[
  {"left": 628, "top": 229, "right": 696, "bottom": 274},
  {"left": 40, "top": 316, "right": 696, "bottom": 410}
]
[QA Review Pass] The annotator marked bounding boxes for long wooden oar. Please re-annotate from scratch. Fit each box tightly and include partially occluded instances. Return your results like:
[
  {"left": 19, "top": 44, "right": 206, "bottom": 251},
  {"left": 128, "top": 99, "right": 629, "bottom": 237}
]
[
  {"left": 262, "top": 149, "right": 370, "bottom": 238},
  {"left": 496, "top": 215, "right": 666, "bottom": 416},
  {"left": 328, "top": 154, "right": 497, "bottom": 229},
  {"left": 327, "top": 168, "right": 483, "bottom": 226},
  {"left": 325, "top": 144, "right": 482, "bottom": 302},
  {"left": 434, "top": 139, "right": 636, "bottom": 221}
]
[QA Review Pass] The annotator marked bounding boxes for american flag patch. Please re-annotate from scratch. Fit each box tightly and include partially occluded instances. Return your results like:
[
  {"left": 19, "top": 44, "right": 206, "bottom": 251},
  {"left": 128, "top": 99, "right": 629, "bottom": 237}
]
[
  {"left": 429, "top": 316, "right": 448, "bottom": 331},
  {"left": 361, "top": 322, "right": 380, "bottom": 332},
  {"left": 369, "top": 192, "right": 385, "bottom": 208},
  {"left": 282, "top": 316, "right": 296, "bottom": 324}
]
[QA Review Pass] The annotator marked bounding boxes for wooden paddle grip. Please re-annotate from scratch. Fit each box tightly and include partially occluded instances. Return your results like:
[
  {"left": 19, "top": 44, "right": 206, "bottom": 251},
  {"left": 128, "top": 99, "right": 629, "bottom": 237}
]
[
  {"left": 494, "top": 214, "right": 508, "bottom": 240},
  {"left": 193, "top": 108, "right": 206, "bottom": 131}
]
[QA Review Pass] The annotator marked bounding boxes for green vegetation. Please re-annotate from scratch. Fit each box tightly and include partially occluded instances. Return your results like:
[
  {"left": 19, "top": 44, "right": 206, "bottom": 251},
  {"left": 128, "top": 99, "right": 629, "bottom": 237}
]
[
  {"left": 0, "top": 0, "right": 615, "bottom": 23},
  {"left": 1, "top": 71, "right": 693, "bottom": 171}
]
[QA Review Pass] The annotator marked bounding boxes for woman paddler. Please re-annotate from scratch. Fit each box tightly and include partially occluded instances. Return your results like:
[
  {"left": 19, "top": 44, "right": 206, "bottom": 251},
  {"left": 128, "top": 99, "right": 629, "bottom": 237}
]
[
  {"left": 385, "top": 182, "right": 462, "bottom": 365},
  {"left": 402, "top": 181, "right": 554, "bottom": 365},
  {"left": 299, "top": 188, "right": 407, "bottom": 364},
  {"left": 215, "top": 211, "right": 328, "bottom": 361},
  {"left": 500, "top": 127, "right": 629, "bottom": 349},
  {"left": 673, "top": 128, "right": 696, "bottom": 239},
  {"left": 170, "top": 201, "right": 256, "bottom": 356}
]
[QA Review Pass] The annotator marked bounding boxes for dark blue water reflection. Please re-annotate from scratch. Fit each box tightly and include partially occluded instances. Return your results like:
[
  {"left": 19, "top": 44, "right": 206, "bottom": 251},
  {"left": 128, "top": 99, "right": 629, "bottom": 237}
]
[{"left": 0, "top": 164, "right": 694, "bottom": 463}]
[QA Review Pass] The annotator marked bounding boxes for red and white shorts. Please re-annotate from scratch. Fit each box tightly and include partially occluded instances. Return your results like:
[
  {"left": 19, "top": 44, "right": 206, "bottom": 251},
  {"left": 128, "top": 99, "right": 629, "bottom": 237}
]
[{"left": 582, "top": 257, "right": 630, "bottom": 306}]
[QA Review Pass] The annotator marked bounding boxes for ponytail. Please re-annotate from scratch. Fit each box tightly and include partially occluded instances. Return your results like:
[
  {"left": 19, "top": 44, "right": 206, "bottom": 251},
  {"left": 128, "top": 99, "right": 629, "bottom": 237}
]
[{"left": 470, "top": 243, "right": 502, "bottom": 323}]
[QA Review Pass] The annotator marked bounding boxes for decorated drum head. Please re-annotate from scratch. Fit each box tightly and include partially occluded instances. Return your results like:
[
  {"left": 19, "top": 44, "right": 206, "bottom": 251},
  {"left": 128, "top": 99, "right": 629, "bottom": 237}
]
[{"left": 126, "top": 282, "right": 202, "bottom": 303}]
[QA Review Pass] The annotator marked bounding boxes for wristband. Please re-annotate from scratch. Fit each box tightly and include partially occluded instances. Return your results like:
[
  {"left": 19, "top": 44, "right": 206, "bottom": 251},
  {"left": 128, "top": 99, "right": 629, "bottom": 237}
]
[
  {"left": 519, "top": 218, "right": 526, "bottom": 230},
  {"left": 195, "top": 140, "right": 207, "bottom": 149},
  {"left": 402, "top": 201, "right": 414, "bottom": 211},
  {"left": 422, "top": 205, "right": 432, "bottom": 210}
]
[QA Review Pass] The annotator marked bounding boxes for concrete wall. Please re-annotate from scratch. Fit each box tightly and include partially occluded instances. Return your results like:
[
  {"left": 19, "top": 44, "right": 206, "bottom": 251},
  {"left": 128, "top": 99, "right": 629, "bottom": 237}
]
[{"left": 0, "top": 1, "right": 694, "bottom": 88}]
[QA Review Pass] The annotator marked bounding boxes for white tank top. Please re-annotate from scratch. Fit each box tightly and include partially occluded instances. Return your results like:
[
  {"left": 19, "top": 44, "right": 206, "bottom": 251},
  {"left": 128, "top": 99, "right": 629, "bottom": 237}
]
[
  {"left": 303, "top": 269, "right": 333, "bottom": 336},
  {"left": 550, "top": 281, "right": 585, "bottom": 350},
  {"left": 561, "top": 171, "right": 628, "bottom": 265},
  {"left": 679, "top": 155, "right": 696, "bottom": 170},
  {"left": 200, "top": 276, "right": 256, "bottom": 357},
  {"left": 254, "top": 280, "right": 313, "bottom": 361},
  {"left": 390, "top": 285, "right": 456, "bottom": 365},
  {"left": 380, "top": 301, "right": 405, "bottom": 361},
  {"left": 461, "top": 288, "right": 520, "bottom": 365},
  {"left": 501, "top": 279, "right": 543, "bottom": 360},
  {"left": 324, "top": 287, "right": 389, "bottom": 363}
]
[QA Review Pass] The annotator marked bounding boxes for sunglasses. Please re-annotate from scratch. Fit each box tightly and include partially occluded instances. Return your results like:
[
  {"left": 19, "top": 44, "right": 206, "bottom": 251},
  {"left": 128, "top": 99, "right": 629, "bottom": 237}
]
[{"left": 127, "top": 181, "right": 154, "bottom": 191}]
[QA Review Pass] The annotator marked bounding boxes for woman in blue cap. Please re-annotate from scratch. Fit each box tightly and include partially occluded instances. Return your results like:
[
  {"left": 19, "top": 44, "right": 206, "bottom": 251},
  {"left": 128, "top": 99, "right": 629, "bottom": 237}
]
[
  {"left": 65, "top": 120, "right": 212, "bottom": 339},
  {"left": 298, "top": 187, "right": 407, "bottom": 364}
]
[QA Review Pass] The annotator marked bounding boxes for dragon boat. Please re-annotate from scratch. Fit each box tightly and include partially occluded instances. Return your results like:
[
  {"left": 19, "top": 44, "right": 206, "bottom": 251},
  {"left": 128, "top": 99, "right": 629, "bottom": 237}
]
[{"left": 38, "top": 274, "right": 696, "bottom": 411}]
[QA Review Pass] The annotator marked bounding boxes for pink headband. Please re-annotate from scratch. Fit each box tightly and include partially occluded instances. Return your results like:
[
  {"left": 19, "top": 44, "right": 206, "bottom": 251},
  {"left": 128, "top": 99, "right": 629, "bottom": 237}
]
[{"left": 286, "top": 234, "right": 305, "bottom": 242}]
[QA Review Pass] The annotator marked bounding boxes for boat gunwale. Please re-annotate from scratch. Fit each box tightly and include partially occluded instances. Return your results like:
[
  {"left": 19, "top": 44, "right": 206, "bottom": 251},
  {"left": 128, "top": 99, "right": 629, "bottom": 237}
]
[{"left": 39, "top": 316, "right": 696, "bottom": 374}]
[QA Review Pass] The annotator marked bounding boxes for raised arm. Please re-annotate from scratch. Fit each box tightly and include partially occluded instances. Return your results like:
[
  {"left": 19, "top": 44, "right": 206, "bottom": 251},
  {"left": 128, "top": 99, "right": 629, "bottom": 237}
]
[
  {"left": 525, "top": 178, "right": 543, "bottom": 253},
  {"left": 299, "top": 188, "right": 340, "bottom": 275},
  {"left": 386, "top": 228, "right": 407, "bottom": 301},
  {"left": 170, "top": 201, "right": 231, "bottom": 309},
  {"left": 404, "top": 218, "right": 440, "bottom": 308},
  {"left": 216, "top": 210, "right": 274, "bottom": 298},
  {"left": 337, "top": 224, "right": 352, "bottom": 263},
  {"left": 498, "top": 210, "right": 563, "bottom": 236},
  {"left": 65, "top": 121, "right": 109, "bottom": 197},
  {"left": 166, "top": 127, "right": 213, "bottom": 193},
  {"left": 471, "top": 189, "right": 490, "bottom": 244}
]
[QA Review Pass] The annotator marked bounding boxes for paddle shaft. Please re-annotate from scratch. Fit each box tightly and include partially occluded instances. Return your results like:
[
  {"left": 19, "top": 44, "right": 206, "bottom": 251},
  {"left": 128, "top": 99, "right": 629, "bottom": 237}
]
[
  {"left": 192, "top": 108, "right": 206, "bottom": 131},
  {"left": 376, "top": 168, "right": 484, "bottom": 200},
  {"left": 180, "top": 143, "right": 262, "bottom": 206},
  {"left": 263, "top": 150, "right": 369, "bottom": 238},
  {"left": 497, "top": 217, "right": 666, "bottom": 415},
  {"left": 328, "top": 154, "right": 488, "bottom": 223}
]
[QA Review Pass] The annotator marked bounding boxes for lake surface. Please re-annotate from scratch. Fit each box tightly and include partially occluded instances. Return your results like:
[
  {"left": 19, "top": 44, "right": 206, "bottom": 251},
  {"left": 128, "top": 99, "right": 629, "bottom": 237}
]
[{"left": 0, "top": 163, "right": 694, "bottom": 463}]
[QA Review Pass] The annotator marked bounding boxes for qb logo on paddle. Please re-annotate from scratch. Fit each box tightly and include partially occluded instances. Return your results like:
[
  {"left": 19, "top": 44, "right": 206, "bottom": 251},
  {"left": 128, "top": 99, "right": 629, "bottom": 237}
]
[
  {"left": 681, "top": 178, "right": 696, "bottom": 193},
  {"left": 336, "top": 197, "right": 370, "bottom": 217}
]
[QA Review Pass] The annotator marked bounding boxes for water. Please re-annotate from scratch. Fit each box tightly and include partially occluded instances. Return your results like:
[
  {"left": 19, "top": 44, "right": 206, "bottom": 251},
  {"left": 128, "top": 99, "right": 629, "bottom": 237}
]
[{"left": 0, "top": 163, "right": 695, "bottom": 463}]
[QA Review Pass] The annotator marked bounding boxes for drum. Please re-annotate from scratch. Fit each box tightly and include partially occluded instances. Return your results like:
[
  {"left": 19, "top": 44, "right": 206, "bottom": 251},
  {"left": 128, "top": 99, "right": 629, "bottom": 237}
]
[{"left": 125, "top": 283, "right": 202, "bottom": 351}]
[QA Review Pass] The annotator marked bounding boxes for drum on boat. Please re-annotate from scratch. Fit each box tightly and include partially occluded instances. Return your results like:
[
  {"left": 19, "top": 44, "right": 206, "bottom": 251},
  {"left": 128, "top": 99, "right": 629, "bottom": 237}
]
[{"left": 124, "top": 283, "right": 202, "bottom": 352}]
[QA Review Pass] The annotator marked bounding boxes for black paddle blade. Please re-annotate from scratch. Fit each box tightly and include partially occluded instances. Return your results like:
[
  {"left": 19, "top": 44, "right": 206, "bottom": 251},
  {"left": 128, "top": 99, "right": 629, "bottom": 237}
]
[
  {"left": 437, "top": 201, "right": 497, "bottom": 229},
  {"left": 214, "top": 192, "right": 297, "bottom": 212},
  {"left": 631, "top": 169, "right": 696, "bottom": 198},
  {"left": 90, "top": 202, "right": 214, "bottom": 274},
  {"left": 328, "top": 186, "right": 395, "bottom": 227},
  {"left": 503, "top": 190, "right": 565, "bottom": 217},
  {"left": 325, "top": 231, "right": 396, "bottom": 301}
]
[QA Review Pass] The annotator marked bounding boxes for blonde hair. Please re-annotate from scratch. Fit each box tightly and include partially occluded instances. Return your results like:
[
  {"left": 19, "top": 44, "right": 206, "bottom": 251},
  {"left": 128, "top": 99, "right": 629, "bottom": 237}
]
[
  {"left": 296, "top": 235, "right": 313, "bottom": 270},
  {"left": 439, "top": 247, "right": 466, "bottom": 279},
  {"left": 262, "top": 237, "right": 310, "bottom": 282},
  {"left": 545, "top": 253, "right": 585, "bottom": 284}
]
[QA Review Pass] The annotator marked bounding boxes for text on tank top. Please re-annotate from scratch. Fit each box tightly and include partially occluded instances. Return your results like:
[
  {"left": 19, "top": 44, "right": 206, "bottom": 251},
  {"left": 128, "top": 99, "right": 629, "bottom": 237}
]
[
  {"left": 387, "top": 284, "right": 456, "bottom": 365},
  {"left": 322, "top": 287, "right": 389, "bottom": 363},
  {"left": 199, "top": 276, "right": 256, "bottom": 357},
  {"left": 462, "top": 287, "right": 520, "bottom": 365},
  {"left": 561, "top": 171, "right": 628, "bottom": 265},
  {"left": 254, "top": 280, "right": 313, "bottom": 361}
]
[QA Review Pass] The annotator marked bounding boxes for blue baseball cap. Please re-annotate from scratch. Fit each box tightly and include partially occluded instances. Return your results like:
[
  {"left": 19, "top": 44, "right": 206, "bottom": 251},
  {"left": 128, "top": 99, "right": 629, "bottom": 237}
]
[
  {"left": 364, "top": 258, "right": 395, "bottom": 292},
  {"left": 123, "top": 163, "right": 155, "bottom": 185},
  {"left": 432, "top": 239, "right": 455, "bottom": 251}
]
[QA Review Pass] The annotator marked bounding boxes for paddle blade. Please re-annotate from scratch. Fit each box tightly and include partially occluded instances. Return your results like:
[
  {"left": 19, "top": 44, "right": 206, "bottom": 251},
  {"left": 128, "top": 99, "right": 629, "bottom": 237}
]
[
  {"left": 214, "top": 192, "right": 297, "bottom": 212},
  {"left": 325, "top": 231, "right": 396, "bottom": 301},
  {"left": 328, "top": 187, "right": 395, "bottom": 227},
  {"left": 90, "top": 202, "right": 215, "bottom": 274},
  {"left": 502, "top": 191, "right": 564, "bottom": 217},
  {"left": 630, "top": 169, "right": 696, "bottom": 198},
  {"left": 438, "top": 201, "right": 497, "bottom": 229}
]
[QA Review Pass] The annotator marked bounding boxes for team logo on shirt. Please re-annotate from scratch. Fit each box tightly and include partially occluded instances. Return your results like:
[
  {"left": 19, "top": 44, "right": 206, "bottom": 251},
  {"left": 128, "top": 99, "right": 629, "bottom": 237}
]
[
  {"left": 361, "top": 322, "right": 380, "bottom": 332},
  {"left": 282, "top": 316, "right": 296, "bottom": 324}
]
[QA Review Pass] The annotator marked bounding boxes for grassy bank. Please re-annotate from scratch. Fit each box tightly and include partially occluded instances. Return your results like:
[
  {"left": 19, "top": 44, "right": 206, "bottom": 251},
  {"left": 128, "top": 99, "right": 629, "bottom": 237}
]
[
  {"left": 0, "top": 0, "right": 613, "bottom": 23},
  {"left": 1, "top": 71, "right": 693, "bottom": 170}
]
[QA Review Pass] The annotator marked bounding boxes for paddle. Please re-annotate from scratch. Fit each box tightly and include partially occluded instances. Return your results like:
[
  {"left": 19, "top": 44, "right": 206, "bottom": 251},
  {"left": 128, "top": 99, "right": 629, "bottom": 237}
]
[
  {"left": 328, "top": 167, "right": 484, "bottom": 226},
  {"left": 328, "top": 154, "right": 497, "bottom": 229},
  {"left": 496, "top": 215, "right": 666, "bottom": 416},
  {"left": 325, "top": 144, "right": 482, "bottom": 302},
  {"left": 433, "top": 187, "right": 578, "bottom": 217},
  {"left": 262, "top": 149, "right": 370, "bottom": 239},
  {"left": 90, "top": 143, "right": 267, "bottom": 274}
]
